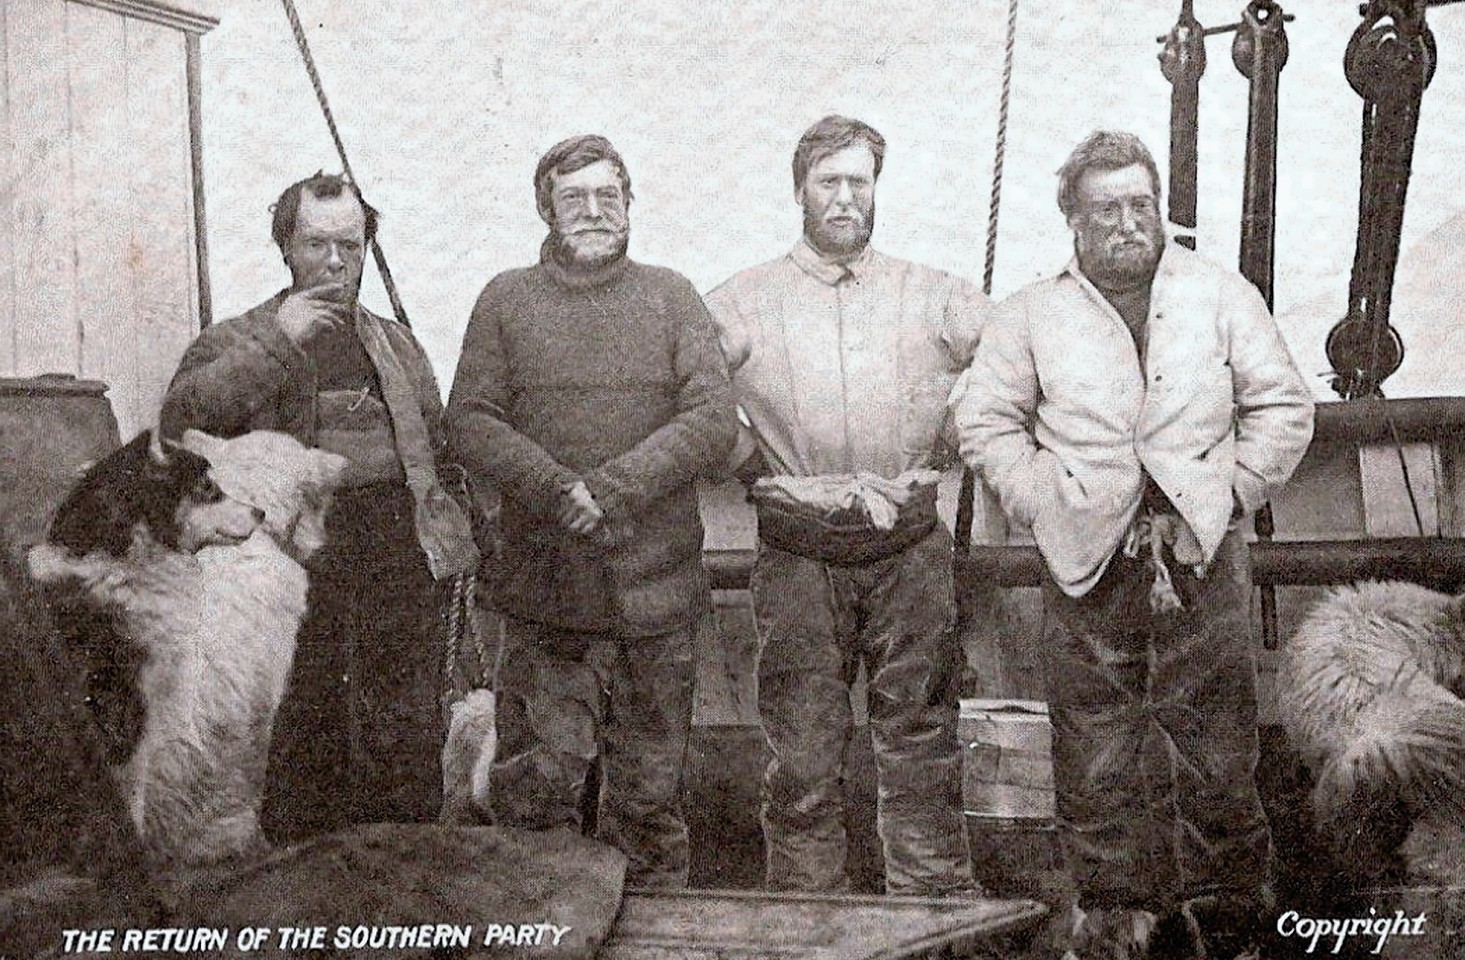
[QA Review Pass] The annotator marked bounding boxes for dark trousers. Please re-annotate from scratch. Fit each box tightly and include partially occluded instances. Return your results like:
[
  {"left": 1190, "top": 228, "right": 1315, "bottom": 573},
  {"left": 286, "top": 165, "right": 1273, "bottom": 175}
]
[
  {"left": 1041, "top": 525, "right": 1272, "bottom": 913},
  {"left": 490, "top": 616, "right": 695, "bottom": 889},
  {"left": 750, "top": 527, "right": 973, "bottom": 895},
  {"left": 262, "top": 487, "right": 446, "bottom": 843}
]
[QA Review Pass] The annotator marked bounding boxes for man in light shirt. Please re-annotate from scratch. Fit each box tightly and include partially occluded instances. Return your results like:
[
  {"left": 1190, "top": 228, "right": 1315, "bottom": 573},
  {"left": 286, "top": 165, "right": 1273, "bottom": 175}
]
[
  {"left": 952, "top": 130, "right": 1314, "bottom": 956},
  {"left": 706, "top": 115, "right": 987, "bottom": 896}
]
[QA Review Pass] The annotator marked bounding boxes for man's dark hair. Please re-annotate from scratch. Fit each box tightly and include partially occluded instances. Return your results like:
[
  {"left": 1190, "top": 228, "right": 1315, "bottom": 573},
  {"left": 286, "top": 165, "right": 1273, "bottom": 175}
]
[
  {"left": 270, "top": 172, "right": 379, "bottom": 253},
  {"left": 534, "top": 135, "right": 634, "bottom": 223},
  {"left": 791, "top": 116, "right": 886, "bottom": 192},
  {"left": 1056, "top": 131, "right": 1162, "bottom": 220}
]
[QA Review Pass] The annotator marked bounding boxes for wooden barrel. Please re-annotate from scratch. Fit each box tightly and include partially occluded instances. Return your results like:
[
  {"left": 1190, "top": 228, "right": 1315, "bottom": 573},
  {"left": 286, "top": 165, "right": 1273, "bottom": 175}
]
[
  {"left": 0, "top": 375, "right": 121, "bottom": 562},
  {"left": 959, "top": 698, "right": 1066, "bottom": 899}
]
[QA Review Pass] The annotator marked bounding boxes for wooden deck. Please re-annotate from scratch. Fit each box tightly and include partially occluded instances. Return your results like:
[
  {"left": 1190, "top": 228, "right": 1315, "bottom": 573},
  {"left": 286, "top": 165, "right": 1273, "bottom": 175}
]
[{"left": 602, "top": 889, "right": 1047, "bottom": 960}]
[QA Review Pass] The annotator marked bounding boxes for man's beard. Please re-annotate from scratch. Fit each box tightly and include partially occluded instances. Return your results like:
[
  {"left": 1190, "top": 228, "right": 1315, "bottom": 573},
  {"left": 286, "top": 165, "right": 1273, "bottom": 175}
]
[
  {"left": 804, "top": 203, "right": 875, "bottom": 259},
  {"left": 1080, "top": 224, "right": 1164, "bottom": 290},
  {"left": 552, "top": 227, "right": 629, "bottom": 271}
]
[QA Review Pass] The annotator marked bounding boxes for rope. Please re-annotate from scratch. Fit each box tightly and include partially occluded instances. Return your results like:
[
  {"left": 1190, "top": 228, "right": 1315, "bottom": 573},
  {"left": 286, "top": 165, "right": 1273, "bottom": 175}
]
[
  {"left": 443, "top": 574, "right": 469, "bottom": 702},
  {"left": 443, "top": 573, "right": 506, "bottom": 696},
  {"left": 957, "top": 0, "right": 1019, "bottom": 564},
  {"left": 983, "top": 0, "right": 1018, "bottom": 297},
  {"left": 279, "top": 0, "right": 411, "bottom": 328},
  {"left": 1382, "top": 392, "right": 1431, "bottom": 537},
  {"left": 276, "top": 1, "right": 495, "bottom": 705}
]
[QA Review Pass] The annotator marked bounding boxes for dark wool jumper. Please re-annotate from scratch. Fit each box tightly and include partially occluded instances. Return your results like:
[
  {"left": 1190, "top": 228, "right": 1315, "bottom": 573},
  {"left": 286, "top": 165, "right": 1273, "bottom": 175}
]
[{"left": 447, "top": 249, "right": 736, "bottom": 636}]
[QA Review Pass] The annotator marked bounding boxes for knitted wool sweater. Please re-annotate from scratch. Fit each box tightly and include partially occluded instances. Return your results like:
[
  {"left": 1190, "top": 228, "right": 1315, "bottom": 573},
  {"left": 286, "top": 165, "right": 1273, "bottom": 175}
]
[{"left": 447, "top": 248, "right": 736, "bottom": 636}]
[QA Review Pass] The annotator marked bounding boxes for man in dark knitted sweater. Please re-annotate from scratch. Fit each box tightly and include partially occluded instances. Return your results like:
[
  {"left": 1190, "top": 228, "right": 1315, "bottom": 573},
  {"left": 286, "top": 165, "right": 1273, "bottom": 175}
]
[{"left": 445, "top": 135, "right": 736, "bottom": 887}]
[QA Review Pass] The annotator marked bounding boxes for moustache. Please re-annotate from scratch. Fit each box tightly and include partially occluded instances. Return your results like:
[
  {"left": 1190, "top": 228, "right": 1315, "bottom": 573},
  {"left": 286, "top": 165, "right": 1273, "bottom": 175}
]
[{"left": 568, "top": 224, "right": 625, "bottom": 236}]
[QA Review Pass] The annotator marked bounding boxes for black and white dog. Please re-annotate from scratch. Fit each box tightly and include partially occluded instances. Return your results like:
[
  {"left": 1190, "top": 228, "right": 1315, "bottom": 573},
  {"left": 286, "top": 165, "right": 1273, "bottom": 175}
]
[
  {"left": 1, "top": 430, "right": 260, "bottom": 950},
  {"left": 26, "top": 429, "right": 343, "bottom": 869}
]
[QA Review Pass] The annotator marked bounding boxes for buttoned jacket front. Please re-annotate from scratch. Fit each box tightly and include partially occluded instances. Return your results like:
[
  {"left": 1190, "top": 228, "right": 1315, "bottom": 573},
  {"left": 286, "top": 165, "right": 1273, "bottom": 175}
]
[
  {"left": 707, "top": 241, "right": 989, "bottom": 479},
  {"left": 951, "top": 241, "right": 1314, "bottom": 597}
]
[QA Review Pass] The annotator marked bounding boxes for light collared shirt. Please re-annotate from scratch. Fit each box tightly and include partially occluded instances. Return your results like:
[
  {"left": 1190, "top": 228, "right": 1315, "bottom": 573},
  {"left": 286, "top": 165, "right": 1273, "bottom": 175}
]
[
  {"left": 951, "top": 241, "right": 1315, "bottom": 597},
  {"left": 706, "top": 240, "right": 990, "bottom": 479}
]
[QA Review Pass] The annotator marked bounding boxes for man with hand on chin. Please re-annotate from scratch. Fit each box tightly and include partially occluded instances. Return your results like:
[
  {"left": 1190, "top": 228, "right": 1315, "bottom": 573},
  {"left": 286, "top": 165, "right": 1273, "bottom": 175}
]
[
  {"left": 161, "top": 172, "right": 477, "bottom": 842},
  {"left": 705, "top": 116, "right": 987, "bottom": 897},
  {"left": 952, "top": 130, "right": 1313, "bottom": 957},
  {"left": 446, "top": 135, "right": 735, "bottom": 888}
]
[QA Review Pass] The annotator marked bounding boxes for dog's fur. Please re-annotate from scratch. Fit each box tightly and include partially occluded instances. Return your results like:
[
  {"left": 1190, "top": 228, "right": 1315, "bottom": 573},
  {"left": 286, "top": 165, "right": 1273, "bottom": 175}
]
[
  {"left": 1277, "top": 579, "right": 1465, "bottom": 871},
  {"left": 46, "top": 430, "right": 263, "bottom": 559},
  {"left": 179, "top": 429, "right": 338, "bottom": 560},
  {"left": 28, "top": 429, "right": 345, "bottom": 868},
  {"left": 0, "top": 550, "right": 151, "bottom": 892}
]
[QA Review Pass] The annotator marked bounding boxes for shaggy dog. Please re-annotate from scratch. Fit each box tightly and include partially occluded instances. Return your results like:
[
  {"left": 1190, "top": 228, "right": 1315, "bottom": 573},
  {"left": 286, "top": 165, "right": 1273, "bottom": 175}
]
[
  {"left": 29, "top": 429, "right": 345, "bottom": 869},
  {"left": 3, "top": 431, "right": 249, "bottom": 950},
  {"left": 1276, "top": 579, "right": 1465, "bottom": 875},
  {"left": 23, "top": 431, "right": 262, "bottom": 777}
]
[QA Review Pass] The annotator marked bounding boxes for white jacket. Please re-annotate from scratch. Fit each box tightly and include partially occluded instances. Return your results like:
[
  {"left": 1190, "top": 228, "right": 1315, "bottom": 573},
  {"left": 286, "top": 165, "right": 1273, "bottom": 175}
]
[
  {"left": 708, "top": 241, "right": 989, "bottom": 479},
  {"left": 950, "top": 243, "right": 1314, "bottom": 597}
]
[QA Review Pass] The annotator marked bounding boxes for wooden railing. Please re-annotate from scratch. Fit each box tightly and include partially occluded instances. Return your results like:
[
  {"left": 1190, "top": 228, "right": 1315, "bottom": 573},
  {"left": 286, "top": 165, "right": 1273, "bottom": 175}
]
[{"left": 704, "top": 397, "right": 1465, "bottom": 594}]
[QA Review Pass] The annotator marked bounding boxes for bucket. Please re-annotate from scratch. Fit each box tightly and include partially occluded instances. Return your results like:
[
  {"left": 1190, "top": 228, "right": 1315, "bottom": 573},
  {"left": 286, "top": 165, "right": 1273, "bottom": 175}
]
[
  {"left": 960, "top": 697, "right": 1056, "bottom": 821},
  {"left": 959, "top": 698, "right": 1065, "bottom": 899},
  {"left": 0, "top": 375, "right": 120, "bottom": 562}
]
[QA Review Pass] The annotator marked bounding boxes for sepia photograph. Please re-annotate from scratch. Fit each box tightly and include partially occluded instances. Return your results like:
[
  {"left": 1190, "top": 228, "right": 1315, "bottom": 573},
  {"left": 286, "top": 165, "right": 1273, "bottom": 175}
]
[{"left": 4, "top": 0, "right": 1465, "bottom": 956}]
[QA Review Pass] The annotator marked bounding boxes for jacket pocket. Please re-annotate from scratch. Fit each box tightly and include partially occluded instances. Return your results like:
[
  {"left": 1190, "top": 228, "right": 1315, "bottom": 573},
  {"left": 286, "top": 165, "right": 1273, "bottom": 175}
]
[{"left": 1020, "top": 449, "right": 1064, "bottom": 528}]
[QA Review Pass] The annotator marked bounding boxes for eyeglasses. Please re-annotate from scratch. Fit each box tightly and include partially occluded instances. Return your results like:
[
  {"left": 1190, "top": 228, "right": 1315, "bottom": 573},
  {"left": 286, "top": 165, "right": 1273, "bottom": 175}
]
[{"left": 1082, "top": 196, "right": 1159, "bottom": 226}]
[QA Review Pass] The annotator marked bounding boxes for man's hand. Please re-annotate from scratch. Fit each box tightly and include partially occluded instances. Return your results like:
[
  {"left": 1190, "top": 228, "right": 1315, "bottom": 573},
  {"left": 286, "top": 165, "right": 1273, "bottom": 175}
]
[
  {"left": 277, "top": 284, "right": 353, "bottom": 345},
  {"left": 558, "top": 480, "right": 604, "bottom": 535}
]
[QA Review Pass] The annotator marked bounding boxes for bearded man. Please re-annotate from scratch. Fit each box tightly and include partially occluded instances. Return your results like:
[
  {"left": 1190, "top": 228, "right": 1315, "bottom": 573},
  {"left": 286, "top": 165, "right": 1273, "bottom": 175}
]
[
  {"left": 704, "top": 116, "right": 987, "bottom": 896},
  {"left": 445, "top": 135, "right": 735, "bottom": 887},
  {"left": 952, "top": 130, "right": 1314, "bottom": 957}
]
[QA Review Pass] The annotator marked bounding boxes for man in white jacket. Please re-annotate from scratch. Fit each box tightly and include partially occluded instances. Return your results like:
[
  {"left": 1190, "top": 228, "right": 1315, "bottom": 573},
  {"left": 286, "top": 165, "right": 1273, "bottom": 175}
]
[
  {"left": 952, "top": 131, "right": 1313, "bottom": 957},
  {"left": 707, "top": 116, "right": 986, "bottom": 897}
]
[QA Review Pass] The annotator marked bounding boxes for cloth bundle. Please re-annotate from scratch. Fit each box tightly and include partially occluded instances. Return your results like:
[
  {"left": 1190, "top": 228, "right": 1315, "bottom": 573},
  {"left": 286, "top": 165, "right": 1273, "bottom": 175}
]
[
  {"left": 1122, "top": 511, "right": 1207, "bottom": 614},
  {"left": 440, "top": 574, "right": 500, "bottom": 825},
  {"left": 751, "top": 469, "right": 943, "bottom": 565}
]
